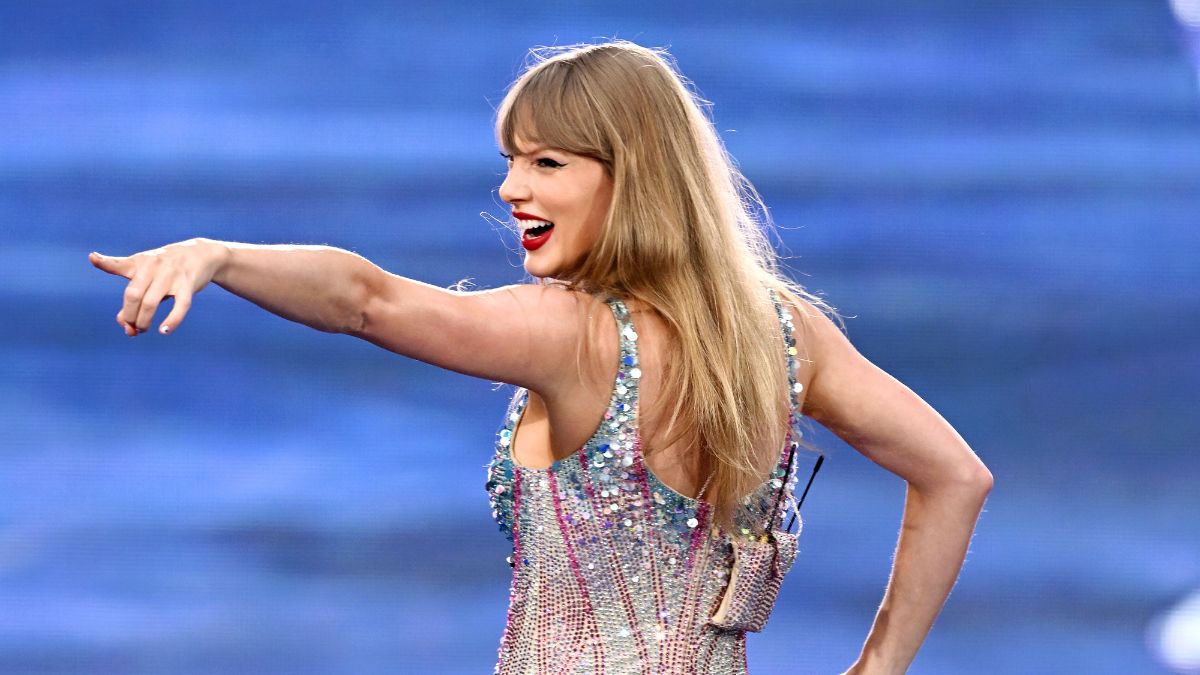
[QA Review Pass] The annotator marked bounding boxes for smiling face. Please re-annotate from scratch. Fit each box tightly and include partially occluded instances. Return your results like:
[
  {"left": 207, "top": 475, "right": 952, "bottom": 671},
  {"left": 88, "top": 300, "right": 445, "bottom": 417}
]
[{"left": 499, "top": 136, "right": 614, "bottom": 280}]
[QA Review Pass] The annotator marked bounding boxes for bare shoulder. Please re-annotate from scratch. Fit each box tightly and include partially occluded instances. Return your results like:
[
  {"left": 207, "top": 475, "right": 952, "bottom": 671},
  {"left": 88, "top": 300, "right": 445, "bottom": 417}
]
[
  {"left": 778, "top": 296, "right": 840, "bottom": 412},
  {"left": 355, "top": 277, "right": 603, "bottom": 393},
  {"left": 783, "top": 295, "right": 991, "bottom": 488},
  {"left": 782, "top": 294, "right": 878, "bottom": 425}
]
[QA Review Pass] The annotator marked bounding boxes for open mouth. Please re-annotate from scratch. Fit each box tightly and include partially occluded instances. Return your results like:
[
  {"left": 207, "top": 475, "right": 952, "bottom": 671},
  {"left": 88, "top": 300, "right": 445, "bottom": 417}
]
[
  {"left": 521, "top": 221, "right": 554, "bottom": 251},
  {"left": 523, "top": 222, "right": 554, "bottom": 239}
]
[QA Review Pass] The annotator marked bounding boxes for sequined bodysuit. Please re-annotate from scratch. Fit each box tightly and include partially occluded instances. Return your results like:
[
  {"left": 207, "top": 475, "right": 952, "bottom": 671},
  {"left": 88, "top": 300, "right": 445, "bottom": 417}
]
[{"left": 485, "top": 292, "right": 803, "bottom": 674}]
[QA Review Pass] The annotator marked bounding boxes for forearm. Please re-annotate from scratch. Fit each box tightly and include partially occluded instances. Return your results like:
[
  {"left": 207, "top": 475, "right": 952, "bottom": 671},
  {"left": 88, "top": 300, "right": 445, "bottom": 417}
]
[
  {"left": 204, "top": 238, "right": 377, "bottom": 334},
  {"left": 850, "top": 478, "right": 991, "bottom": 674}
]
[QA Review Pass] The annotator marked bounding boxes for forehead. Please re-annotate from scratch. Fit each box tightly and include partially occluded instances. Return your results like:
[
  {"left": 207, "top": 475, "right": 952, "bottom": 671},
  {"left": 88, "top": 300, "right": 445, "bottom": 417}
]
[
  {"left": 508, "top": 136, "right": 544, "bottom": 154},
  {"left": 506, "top": 133, "right": 567, "bottom": 157}
]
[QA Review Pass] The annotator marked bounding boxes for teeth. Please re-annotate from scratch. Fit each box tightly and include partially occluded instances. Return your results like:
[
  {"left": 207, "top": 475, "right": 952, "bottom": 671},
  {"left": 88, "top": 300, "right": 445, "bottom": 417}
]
[{"left": 521, "top": 220, "right": 554, "bottom": 235}]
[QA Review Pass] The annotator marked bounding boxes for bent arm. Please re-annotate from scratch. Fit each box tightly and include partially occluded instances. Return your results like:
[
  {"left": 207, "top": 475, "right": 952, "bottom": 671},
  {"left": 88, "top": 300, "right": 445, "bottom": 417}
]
[
  {"left": 207, "top": 238, "right": 374, "bottom": 334},
  {"left": 795, "top": 301, "right": 993, "bottom": 675},
  {"left": 847, "top": 476, "right": 989, "bottom": 675}
]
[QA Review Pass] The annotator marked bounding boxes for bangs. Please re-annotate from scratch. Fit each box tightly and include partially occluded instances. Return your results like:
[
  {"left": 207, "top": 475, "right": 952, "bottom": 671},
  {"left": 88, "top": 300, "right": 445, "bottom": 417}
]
[{"left": 496, "top": 59, "right": 610, "bottom": 164}]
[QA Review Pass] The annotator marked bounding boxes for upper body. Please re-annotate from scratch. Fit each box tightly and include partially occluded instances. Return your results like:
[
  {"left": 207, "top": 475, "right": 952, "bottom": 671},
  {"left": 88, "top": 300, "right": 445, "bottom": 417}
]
[
  {"left": 484, "top": 291, "right": 806, "bottom": 674},
  {"left": 496, "top": 291, "right": 814, "bottom": 497},
  {"left": 92, "top": 39, "right": 992, "bottom": 675}
]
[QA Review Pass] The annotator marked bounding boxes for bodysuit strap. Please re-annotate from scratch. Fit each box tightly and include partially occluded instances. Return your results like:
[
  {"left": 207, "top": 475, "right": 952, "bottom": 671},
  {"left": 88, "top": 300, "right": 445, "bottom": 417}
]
[
  {"left": 767, "top": 288, "right": 822, "bottom": 530},
  {"left": 766, "top": 288, "right": 802, "bottom": 423},
  {"left": 603, "top": 296, "right": 642, "bottom": 429}
]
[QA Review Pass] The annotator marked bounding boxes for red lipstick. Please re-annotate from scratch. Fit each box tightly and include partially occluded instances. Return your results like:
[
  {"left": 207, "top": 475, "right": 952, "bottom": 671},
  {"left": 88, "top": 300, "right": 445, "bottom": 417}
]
[
  {"left": 514, "top": 212, "right": 554, "bottom": 251},
  {"left": 522, "top": 228, "right": 553, "bottom": 251}
]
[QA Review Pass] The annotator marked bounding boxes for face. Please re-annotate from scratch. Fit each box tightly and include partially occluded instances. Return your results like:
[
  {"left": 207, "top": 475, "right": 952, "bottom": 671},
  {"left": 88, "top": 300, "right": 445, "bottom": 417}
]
[{"left": 498, "top": 136, "right": 614, "bottom": 279}]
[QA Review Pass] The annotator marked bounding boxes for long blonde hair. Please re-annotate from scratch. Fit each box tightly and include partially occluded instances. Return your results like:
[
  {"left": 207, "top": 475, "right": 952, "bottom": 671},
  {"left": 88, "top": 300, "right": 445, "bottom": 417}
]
[{"left": 495, "top": 40, "right": 843, "bottom": 527}]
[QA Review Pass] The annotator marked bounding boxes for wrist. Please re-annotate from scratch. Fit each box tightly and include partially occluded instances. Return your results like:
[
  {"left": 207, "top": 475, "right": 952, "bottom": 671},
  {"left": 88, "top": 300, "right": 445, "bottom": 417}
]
[{"left": 195, "top": 237, "right": 232, "bottom": 285}]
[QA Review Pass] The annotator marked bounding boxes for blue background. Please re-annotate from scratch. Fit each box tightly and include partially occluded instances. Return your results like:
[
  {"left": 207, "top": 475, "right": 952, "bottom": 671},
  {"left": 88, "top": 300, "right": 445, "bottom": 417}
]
[{"left": 3, "top": 1, "right": 1199, "bottom": 673}]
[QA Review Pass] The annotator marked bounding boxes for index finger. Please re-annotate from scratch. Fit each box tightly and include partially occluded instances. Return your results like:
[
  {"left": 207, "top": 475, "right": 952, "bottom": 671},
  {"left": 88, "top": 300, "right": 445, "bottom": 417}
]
[{"left": 89, "top": 252, "right": 134, "bottom": 279}]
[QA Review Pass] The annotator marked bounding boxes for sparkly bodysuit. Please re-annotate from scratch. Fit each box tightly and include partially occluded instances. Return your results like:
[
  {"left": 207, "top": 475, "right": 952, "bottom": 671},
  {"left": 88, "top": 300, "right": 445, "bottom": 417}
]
[{"left": 485, "top": 292, "right": 803, "bottom": 674}]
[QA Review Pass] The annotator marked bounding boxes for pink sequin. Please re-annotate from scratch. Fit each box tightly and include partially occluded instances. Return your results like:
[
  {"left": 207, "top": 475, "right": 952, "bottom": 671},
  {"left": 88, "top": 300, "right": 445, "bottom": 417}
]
[{"left": 484, "top": 294, "right": 804, "bottom": 674}]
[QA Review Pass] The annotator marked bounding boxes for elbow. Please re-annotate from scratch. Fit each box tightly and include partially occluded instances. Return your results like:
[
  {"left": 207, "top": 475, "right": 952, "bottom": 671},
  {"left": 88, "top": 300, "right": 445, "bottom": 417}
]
[
  {"left": 344, "top": 259, "right": 381, "bottom": 336},
  {"left": 975, "top": 464, "right": 994, "bottom": 494},
  {"left": 950, "top": 460, "right": 993, "bottom": 499},
  {"left": 917, "top": 457, "right": 993, "bottom": 499},
  {"left": 346, "top": 308, "right": 369, "bottom": 336},
  {"left": 345, "top": 288, "right": 372, "bottom": 336}
]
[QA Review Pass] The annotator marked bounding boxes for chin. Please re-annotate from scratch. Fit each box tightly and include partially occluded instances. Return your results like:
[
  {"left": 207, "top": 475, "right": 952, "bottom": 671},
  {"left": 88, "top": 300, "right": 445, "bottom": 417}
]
[{"left": 523, "top": 259, "right": 557, "bottom": 279}]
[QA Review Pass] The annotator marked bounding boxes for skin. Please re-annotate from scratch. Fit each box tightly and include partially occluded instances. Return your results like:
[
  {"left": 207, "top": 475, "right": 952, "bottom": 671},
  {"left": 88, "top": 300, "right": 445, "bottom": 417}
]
[
  {"left": 498, "top": 136, "right": 614, "bottom": 280},
  {"left": 504, "top": 141, "right": 992, "bottom": 674},
  {"left": 89, "top": 136, "right": 992, "bottom": 675}
]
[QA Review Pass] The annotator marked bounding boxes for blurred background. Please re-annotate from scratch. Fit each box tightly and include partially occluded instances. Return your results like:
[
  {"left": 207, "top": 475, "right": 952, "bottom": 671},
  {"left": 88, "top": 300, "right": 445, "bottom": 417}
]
[{"left": 2, "top": 1, "right": 1199, "bottom": 673}]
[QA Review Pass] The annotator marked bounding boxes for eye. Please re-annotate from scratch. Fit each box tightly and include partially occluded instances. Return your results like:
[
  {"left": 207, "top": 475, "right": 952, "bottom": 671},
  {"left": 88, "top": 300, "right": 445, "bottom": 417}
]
[
  {"left": 499, "top": 151, "right": 514, "bottom": 164},
  {"left": 536, "top": 157, "right": 566, "bottom": 169}
]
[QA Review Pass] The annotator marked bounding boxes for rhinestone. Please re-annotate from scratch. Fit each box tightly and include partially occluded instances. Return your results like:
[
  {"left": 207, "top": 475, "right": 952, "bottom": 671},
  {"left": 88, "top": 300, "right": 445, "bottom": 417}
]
[{"left": 482, "top": 295, "right": 803, "bottom": 670}]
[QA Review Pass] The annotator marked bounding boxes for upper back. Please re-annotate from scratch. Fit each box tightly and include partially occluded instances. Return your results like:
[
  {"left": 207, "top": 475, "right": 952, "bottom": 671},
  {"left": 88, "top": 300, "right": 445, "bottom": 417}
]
[{"left": 510, "top": 289, "right": 815, "bottom": 500}]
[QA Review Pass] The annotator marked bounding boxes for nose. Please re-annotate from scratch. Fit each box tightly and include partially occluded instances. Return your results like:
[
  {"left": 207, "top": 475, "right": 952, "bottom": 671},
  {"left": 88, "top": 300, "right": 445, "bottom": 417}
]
[{"left": 499, "top": 165, "right": 529, "bottom": 206}]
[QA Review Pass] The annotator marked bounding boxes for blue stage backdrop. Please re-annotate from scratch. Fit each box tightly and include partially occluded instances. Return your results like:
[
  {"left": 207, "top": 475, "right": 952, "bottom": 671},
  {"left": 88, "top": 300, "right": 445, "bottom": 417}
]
[{"left": 2, "top": 2, "right": 1199, "bottom": 673}]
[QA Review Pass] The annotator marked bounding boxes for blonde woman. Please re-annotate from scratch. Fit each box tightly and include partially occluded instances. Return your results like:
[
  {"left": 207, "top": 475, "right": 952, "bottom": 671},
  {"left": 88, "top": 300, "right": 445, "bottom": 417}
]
[{"left": 89, "top": 41, "right": 992, "bottom": 675}]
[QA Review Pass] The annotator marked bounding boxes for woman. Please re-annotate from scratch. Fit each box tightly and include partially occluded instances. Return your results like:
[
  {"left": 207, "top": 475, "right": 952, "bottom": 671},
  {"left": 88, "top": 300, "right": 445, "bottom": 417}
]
[{"left": 89, "top": 41, "right": 992, "bottom": 674}]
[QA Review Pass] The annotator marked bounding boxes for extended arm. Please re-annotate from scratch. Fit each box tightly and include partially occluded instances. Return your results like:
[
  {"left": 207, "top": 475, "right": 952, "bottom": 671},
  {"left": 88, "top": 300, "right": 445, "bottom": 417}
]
[
  {"left": 214, "top": 236, "right": 588, "bottom": 389},
  {"left": 794, "top": 301, "right": 993, "bottom": 675},
  {"left": 90, "top": 237, "right": 585, "bottom": 393},
  {"left": 209, "top": 239, "right": 373, "bottom": 334}
]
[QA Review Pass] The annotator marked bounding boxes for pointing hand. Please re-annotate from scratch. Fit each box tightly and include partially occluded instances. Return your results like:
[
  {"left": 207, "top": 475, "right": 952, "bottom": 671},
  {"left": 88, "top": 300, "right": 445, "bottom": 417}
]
[{"left": 88, "top": 238, "right": 225, "bottom": 337}]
